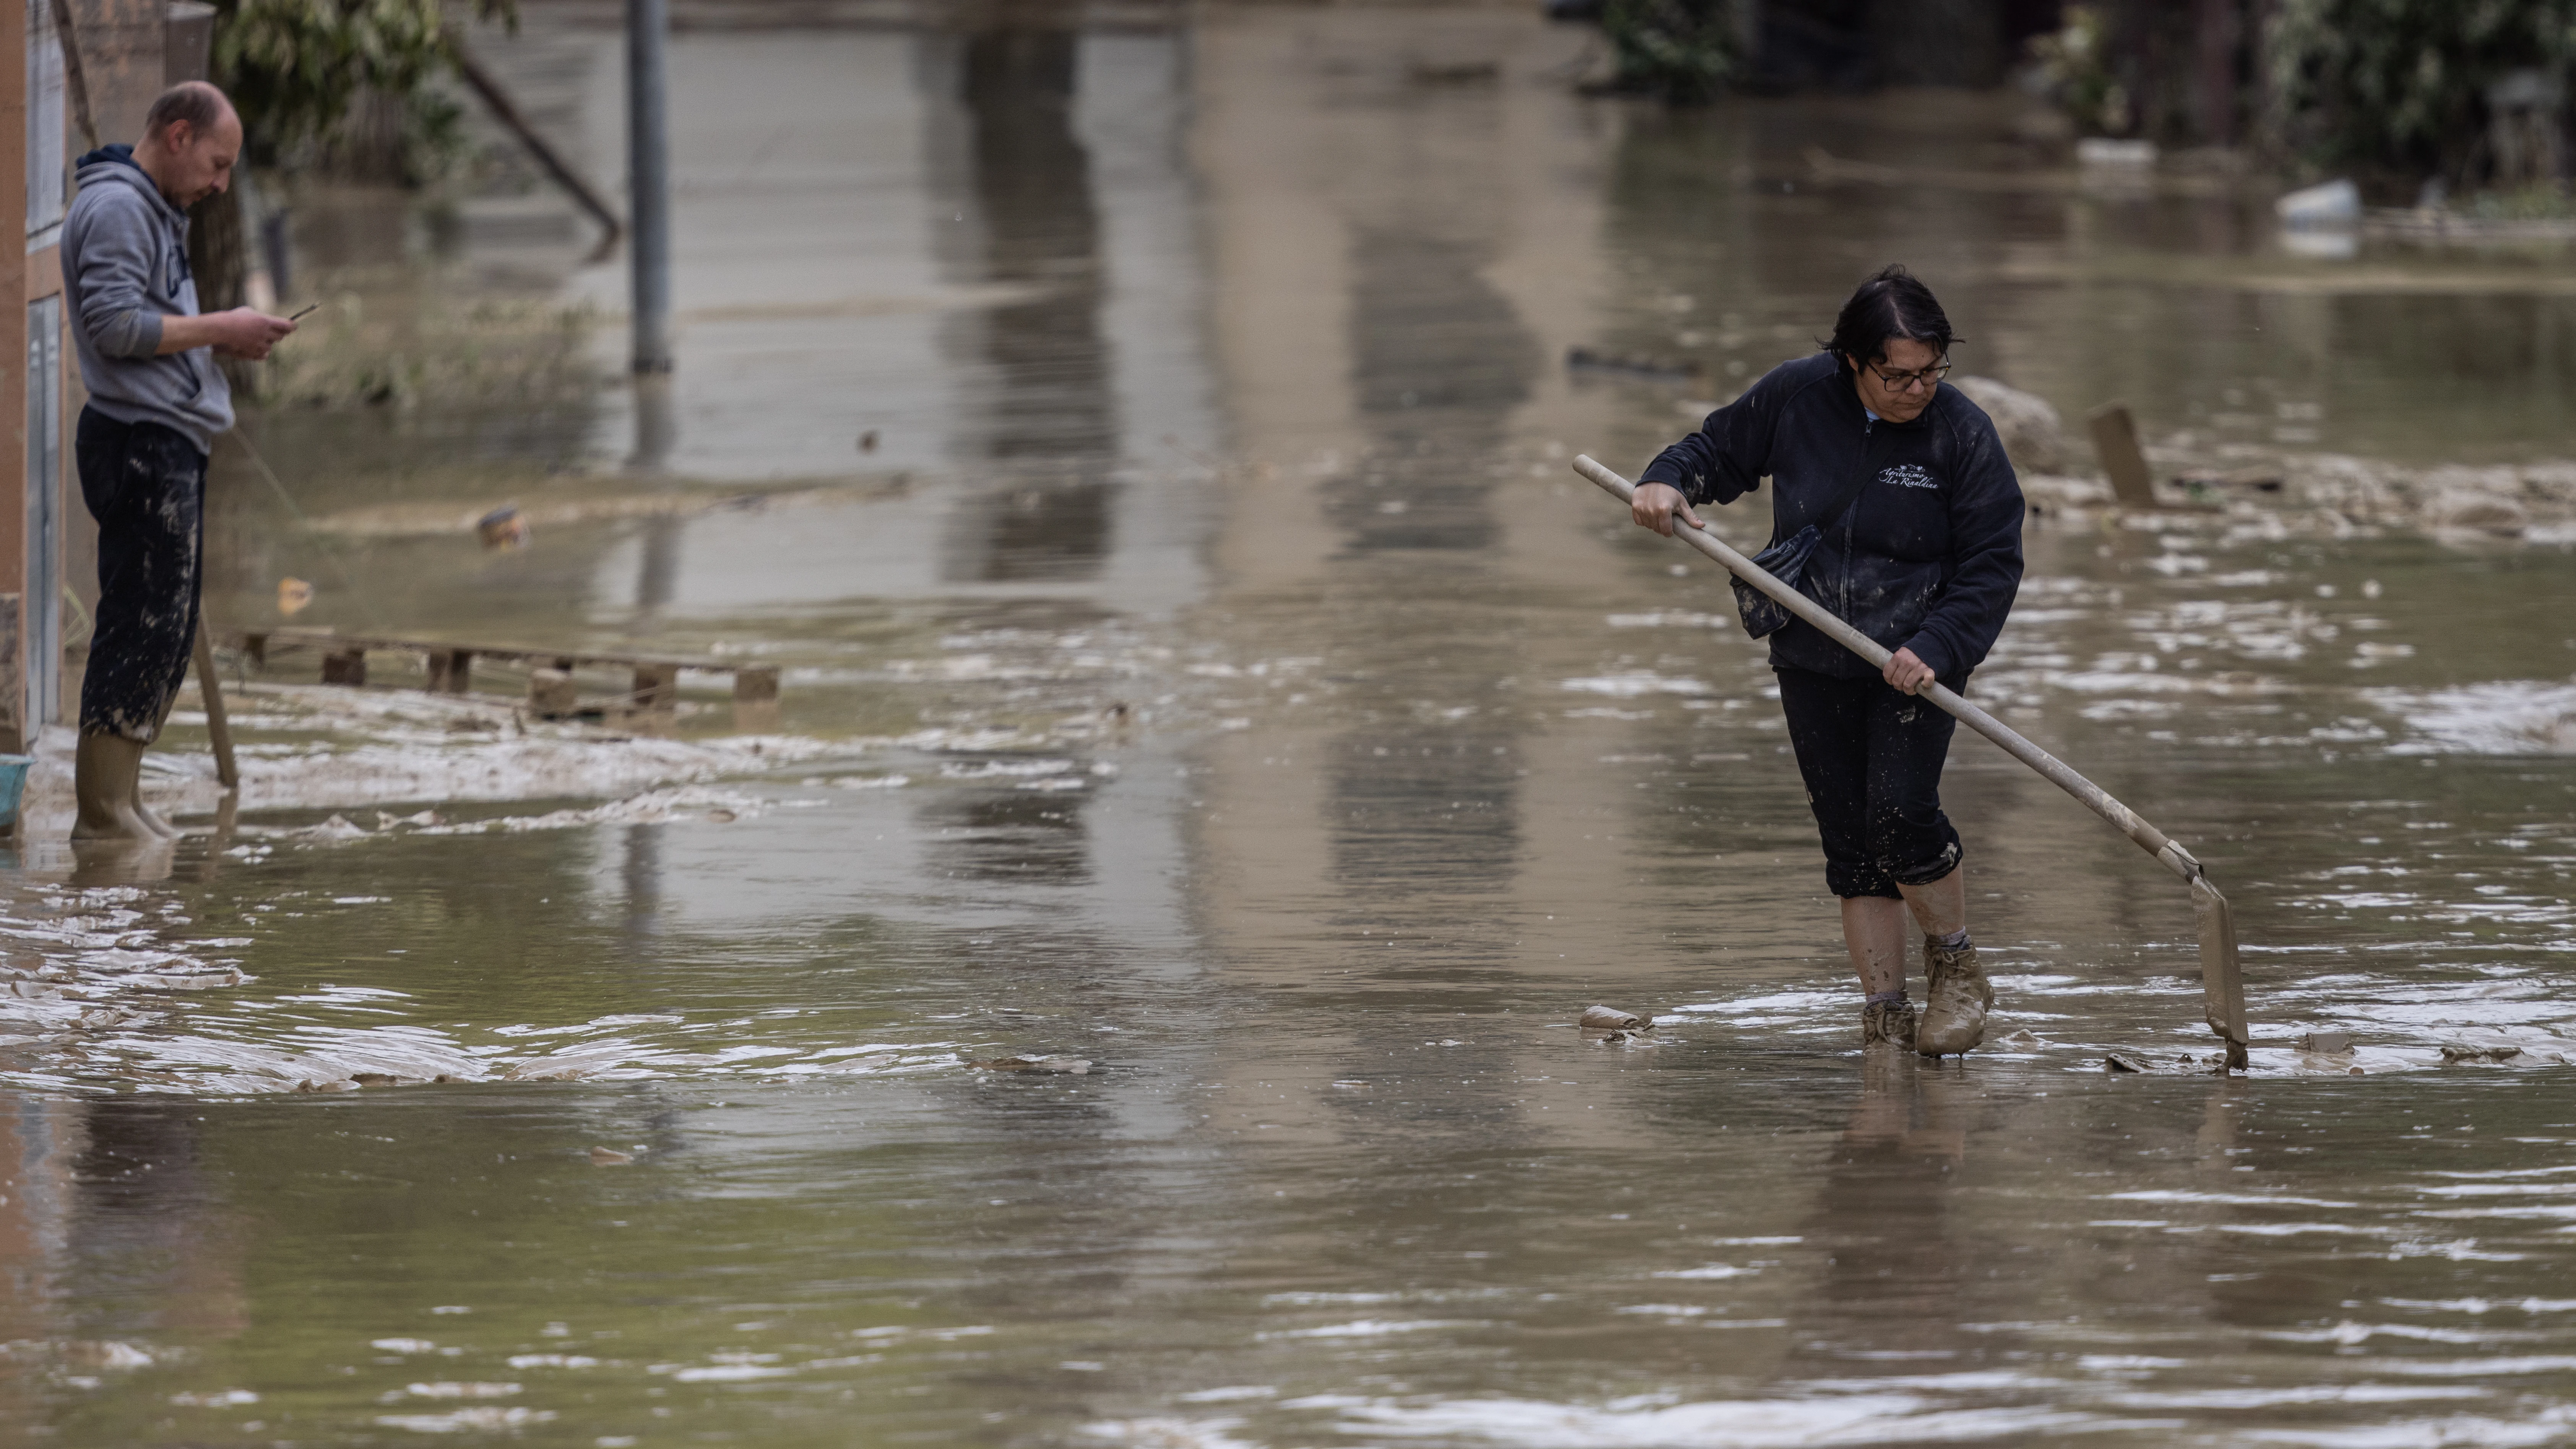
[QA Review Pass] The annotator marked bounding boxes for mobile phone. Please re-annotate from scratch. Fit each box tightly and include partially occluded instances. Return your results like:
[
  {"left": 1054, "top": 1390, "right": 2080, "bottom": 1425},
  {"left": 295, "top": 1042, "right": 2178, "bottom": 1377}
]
[{"left": 287, "top": 303, "right": 319, "bottom": 321}]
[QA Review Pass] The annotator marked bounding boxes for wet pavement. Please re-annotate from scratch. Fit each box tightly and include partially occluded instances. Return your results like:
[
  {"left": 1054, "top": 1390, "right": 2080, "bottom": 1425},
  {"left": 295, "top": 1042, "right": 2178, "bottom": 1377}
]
[{"left": 6, "top": 5, "right": 2576, "bottom": 1444}]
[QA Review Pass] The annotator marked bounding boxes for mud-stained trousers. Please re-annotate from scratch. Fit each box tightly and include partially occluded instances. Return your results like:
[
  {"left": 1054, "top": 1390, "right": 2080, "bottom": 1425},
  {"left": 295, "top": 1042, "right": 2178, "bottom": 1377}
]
[
  {"left": 1775, "top": 663, "right": 1968, "bottom": 900},
  {"left": 75, "top": 408, "right": 206, "bottom": 744}
]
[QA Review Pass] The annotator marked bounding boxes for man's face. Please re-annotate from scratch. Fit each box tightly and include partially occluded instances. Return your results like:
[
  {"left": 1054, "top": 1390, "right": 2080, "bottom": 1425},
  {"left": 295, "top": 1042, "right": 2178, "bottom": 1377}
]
[{"left": 161, "top": 112, "right": 241, "bottom": 208}]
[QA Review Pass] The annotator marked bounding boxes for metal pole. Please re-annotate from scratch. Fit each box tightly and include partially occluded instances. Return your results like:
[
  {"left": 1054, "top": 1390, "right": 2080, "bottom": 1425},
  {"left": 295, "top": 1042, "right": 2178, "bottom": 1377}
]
[
  {"left": 1574, "top": 454, "right": 2250, "bottom": 1067},
  {"left": 625, "top": 0, "right": 672, "bottom": 374}
]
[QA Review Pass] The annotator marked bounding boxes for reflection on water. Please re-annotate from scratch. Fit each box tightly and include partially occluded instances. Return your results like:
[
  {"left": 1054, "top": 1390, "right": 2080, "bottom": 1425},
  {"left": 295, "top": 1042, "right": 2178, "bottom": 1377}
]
[
  {"left": 7, "top": 3, "right": 2576, "bottom": 1444},
  {"left": 937, "top": 24, "right": 1123, "bottom": 583}
]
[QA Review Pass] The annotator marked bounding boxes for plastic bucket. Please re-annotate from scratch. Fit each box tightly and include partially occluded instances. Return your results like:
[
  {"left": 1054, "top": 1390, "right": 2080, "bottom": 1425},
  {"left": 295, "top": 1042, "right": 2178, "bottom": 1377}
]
[{"left": 0, "top": 755, "right": 31, "bottom": 831}]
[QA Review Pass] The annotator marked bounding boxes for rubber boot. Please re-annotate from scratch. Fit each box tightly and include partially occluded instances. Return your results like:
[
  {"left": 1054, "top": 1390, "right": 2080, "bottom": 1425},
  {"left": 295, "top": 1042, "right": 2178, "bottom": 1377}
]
[
  {"left": 72, "top": 733, "right": 161, "bottom": 841},
  {"left": 1915, "top": 936, "right": 1993, "bottom": 1058},
  {"left": 1861, "top": 998, "right": 1917, "bottom": 1050}
]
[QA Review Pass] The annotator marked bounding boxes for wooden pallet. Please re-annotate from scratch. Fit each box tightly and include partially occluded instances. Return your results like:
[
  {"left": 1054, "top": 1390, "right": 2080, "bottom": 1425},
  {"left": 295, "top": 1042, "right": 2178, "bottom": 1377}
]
[{"left": 239, "top": 627, "right": 780, "bottom": 713}]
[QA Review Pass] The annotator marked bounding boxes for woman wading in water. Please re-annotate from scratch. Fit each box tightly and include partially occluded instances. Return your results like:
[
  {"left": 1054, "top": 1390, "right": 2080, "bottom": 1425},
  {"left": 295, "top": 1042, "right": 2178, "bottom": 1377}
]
[{"left": 1629, "top": 266, "right": 2024, "bottom": 1056}]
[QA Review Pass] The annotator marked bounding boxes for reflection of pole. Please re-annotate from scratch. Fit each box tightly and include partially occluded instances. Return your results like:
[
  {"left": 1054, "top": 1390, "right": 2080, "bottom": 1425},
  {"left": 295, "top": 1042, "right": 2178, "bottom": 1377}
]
[
  {"left": 626, "top": 0, "right": 673, "bottom": 374},
  {"left": 631, "top": 371, "right": 676, "bottom": 471}
]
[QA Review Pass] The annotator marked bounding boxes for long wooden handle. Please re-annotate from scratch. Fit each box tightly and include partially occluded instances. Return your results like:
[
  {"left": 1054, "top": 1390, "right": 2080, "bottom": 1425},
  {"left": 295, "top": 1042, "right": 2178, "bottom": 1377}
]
[
  {"left": 194, "top": 624, "right": 238, "bottom": 792},
  {"left": 1577, "top": 455, "right": 2247, "bottom": 1054}
]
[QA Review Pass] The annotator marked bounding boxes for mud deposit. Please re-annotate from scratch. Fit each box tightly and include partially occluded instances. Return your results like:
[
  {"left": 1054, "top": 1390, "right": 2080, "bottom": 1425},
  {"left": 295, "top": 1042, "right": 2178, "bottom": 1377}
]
[{"left": 6, "top": 6, "right": 2576, "bottom": 1446}]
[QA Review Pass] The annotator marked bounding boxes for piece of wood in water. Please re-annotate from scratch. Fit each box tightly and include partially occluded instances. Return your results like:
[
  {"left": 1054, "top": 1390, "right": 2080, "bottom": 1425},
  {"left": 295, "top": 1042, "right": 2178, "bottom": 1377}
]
[
  {"left": 528, "top": 668, "right": 578, "bottom": 718},
  {"left": 2174, "top": 465, "right": 2285, "bottom": 494},
  {"left": 2104, "top": 1051, "right": 2153, "bottom": 1074},
  {"left": 970, "top": 1055, "right": 1092, "bottom": 1074},
  {"left": 1579, "top": 1004, "right": 1649, "bottom": 1031},
  {"left": 2440, "top": 1044, "right": 2522, "bottom": 1064},
  {"left": 2086, "top": 402, "right": 2162, "bottom": 509},
  {"left": 734, "top": 665, "right": 780, "bottom": 703},
  {"left": 632, "top": 662, "right": 679, "bottom": 711}
]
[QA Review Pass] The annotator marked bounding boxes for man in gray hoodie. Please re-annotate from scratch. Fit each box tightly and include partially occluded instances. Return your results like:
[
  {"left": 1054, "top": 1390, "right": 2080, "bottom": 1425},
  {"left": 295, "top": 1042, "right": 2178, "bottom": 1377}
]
[{"left": 62, "top": 81, "right": 294, "bottom": 839}]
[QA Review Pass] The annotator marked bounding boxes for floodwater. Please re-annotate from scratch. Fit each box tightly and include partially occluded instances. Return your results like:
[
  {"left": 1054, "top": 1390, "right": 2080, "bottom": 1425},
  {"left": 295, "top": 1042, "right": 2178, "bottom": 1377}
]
[{"left": 6, "top": 5, "right": 2576, "bottom": 1445}]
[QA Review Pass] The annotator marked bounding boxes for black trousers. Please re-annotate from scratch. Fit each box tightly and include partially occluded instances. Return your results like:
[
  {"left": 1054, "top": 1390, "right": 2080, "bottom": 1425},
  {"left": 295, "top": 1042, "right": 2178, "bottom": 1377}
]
[
  {"left": 1776, "top": 664, "right": 1967, "bottom": 900},
  {"left": 75, "top": 408, "right": 206, "bottom": 744}
]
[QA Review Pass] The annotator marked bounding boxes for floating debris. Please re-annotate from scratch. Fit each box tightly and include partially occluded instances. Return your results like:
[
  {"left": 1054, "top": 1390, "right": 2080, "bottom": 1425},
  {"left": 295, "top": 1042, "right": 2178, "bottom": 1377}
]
[
  {"left": 276, "top": 576, "right": 314, "bottom": 616},
  {"left": 1566, "top": 347, "right": 1703, "bottom": 385},
  {"left": 477, "top": 505, "right": 531, "bottom": 549},
  {"left": 2299, "top": 1031, "right": 2354, "bottom": 1054},
  {"left": 2105, "top": 1052, "right": 2153, "bottom": 1074},
  {"left": 2440, "top": 1044, "right": 2523, "bottom": 1065},
  {"left": 1578, "top": 1005, "right": 1649, "bottom": 1032},
  {"left": 589, "top": 1147, "right": 634, "bottom": 1166},
  {"left": 1408, "top": 58, "right": 1499, "bottom": 85},
  {"left": 970, "top": 1056, "right": 1093, "bottom": 1074}
]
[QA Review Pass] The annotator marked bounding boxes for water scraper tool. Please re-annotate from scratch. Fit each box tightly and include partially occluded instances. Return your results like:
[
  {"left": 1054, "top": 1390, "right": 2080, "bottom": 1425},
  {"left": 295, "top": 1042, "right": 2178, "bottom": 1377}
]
[{"left": 1574, "top": 455, "right": 2251, "bottom": 1070}]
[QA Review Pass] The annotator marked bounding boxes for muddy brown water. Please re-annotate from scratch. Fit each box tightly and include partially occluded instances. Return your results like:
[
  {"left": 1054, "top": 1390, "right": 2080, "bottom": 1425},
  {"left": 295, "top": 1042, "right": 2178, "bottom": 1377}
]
[{"left": 5, "top": 8, "right": 2576, "bottom": 1446}]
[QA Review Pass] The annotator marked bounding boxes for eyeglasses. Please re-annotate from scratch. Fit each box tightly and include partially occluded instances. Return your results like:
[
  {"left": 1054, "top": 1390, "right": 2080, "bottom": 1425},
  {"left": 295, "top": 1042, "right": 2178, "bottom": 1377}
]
[{"left": 1867, "top": 360, "right": 1952, "bottom": 392}]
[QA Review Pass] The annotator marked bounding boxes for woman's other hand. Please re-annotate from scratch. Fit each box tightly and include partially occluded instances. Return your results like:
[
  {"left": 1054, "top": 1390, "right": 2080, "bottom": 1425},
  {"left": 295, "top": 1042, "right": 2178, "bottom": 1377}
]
[
  {"left": 1631, "top": 482, "right": 1704, "bottom": 538},
  {"left": 1883, "top": 647, "right": 1936, "bottom": 695}
]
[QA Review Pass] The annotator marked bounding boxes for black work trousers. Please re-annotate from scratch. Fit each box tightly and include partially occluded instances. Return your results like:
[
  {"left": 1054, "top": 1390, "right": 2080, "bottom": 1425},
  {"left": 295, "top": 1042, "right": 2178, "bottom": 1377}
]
[
  {"left": 75, "top": 408, "right": 206, "bottom": 744},
  {"left": 1776, "top": 664, "right": 1967, "bottom": 900}
]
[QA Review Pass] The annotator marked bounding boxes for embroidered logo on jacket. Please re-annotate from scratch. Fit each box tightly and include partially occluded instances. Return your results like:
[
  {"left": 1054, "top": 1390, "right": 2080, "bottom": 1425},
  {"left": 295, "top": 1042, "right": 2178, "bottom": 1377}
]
[{"left": 1880, "top": 463, "right": 1937, "bottom": 490}]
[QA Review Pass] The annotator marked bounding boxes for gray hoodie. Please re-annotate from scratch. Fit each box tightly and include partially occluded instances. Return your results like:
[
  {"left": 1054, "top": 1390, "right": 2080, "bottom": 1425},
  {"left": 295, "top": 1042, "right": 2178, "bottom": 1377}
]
[{"left": 62, "top": 145, "right": 232, "bottom": 453}]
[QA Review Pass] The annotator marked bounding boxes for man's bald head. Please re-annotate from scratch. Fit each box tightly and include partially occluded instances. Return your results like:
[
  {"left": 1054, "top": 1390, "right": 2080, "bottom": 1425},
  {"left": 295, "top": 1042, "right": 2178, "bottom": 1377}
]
[
  {"left": 145, "top": 81, "right": 235, "bottom": 141},
  {"left": 135, "top": 81, "right": 241, "bottom": 208}
]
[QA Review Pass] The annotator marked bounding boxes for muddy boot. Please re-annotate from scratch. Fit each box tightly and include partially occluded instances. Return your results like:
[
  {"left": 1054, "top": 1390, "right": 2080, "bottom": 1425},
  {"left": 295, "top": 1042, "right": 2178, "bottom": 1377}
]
[
  {"left": 72, "top": 733, "right": 160, "bottom": 841},
  {"left": 1861, "top": 997, "right": 1917, "bottom": 1049},
  {"left": 1916, "top": 935, "right": 1994, "bottom": 1058}
]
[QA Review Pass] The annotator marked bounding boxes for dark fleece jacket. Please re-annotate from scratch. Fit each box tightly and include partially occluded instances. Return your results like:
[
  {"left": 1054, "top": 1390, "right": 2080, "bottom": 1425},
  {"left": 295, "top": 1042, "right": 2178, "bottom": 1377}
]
[{"left": 1639, "top": 353, "right": 2024, "bottom": 682}]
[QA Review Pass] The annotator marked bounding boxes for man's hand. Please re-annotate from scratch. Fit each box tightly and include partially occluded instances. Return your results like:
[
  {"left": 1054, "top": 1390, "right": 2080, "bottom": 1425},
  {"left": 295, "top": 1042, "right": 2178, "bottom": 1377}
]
[
  {"left": 1884, "top": 647, "right": 1936, "bottom": 695},
  {"left": 161, "top": 307, "right": 297, "bottom": 361},
  {"left": 210, "top": 307, "right": 297, "bottom": 360},
  {"left": 1631, "top": 482, "right": 1704, "bottom": 538}
]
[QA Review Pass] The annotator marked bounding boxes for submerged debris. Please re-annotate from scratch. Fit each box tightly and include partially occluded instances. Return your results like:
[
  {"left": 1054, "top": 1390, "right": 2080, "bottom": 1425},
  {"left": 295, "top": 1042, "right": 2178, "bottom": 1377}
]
[
  {"left": 1578, "top": 1005, "right": 1649, "bottom": 1032},
  {"left": 1566, "top": 347, "right": 1702, "bottom": 385},
  {"left": 970, "top": 1055, "right": 1093, "bottom": 1074},
  {"left": 2104, "top": 1052, "right": 2153, "bottom": 1074},
  {"left": 589, "top": 1147, "right": 635, "bottom": 1166},
  {"left": 2299, "top": 1031, "right": 2354, "bottom": 1054}
]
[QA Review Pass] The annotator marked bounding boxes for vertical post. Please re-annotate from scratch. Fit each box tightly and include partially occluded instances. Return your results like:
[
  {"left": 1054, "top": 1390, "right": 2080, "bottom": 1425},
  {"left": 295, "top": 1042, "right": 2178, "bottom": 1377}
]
[
  {"left": 625, "top": 0, "right": 672, "bottom": 375},
  {"left": 3, "top": 0, "right": 36, "bottom": 756}
]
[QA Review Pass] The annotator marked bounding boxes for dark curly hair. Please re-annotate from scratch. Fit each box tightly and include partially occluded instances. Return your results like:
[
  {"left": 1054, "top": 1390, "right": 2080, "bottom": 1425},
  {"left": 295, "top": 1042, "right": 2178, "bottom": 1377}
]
[{"left": 1821, "top": 264, "right": 1960, "bottom": 370}]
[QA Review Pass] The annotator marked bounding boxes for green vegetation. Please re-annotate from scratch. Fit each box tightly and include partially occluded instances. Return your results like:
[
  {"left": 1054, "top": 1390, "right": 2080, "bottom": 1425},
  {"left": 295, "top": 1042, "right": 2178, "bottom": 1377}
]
[
  {"left": 207, "top": 0, "right": 512, "bottom": 172},
  {"left": 2024, "top": 5, "right": 2129, "bottom": 136},
  {"left": 2266, "top": 0, "right": 2576, "bottom": 185},
  {"left": 1600, "top": 0, "right": 1740, "bottom": 104}
]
